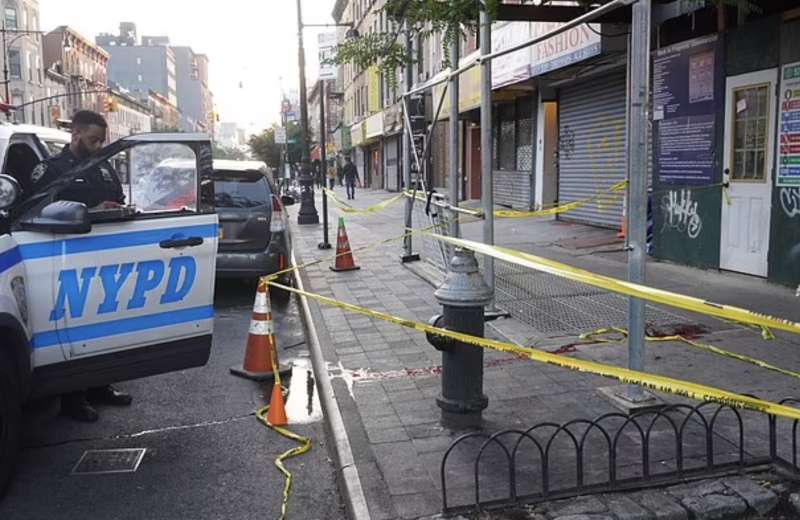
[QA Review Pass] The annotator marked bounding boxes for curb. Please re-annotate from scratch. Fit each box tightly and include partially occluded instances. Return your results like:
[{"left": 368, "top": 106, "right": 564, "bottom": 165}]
[{"left": 290, "top": 248, "right": 371, "bottom": 520}]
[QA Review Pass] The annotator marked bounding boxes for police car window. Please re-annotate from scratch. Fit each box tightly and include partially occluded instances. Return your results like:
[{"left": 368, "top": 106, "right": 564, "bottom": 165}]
[
  {"left": 214, "top": 176, "right": 269, "bottom": 208},
  {"left": 126, "top": 143, "right": 198, "bottom": 213},
  {"left": 42, "top": 139, "right": 66, "bottom": 157}
]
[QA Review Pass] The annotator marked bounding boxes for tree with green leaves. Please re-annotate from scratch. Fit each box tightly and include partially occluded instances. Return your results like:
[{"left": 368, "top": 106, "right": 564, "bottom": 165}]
[
  {"left": 328, "top": 0, "right": 500, "bottom": 84},
  {"left": 248, "top": 122, "right": 303, "bottom": 168}
]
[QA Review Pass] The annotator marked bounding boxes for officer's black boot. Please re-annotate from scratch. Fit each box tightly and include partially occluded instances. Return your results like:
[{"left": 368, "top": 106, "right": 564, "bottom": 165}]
[
  {"left": 60, "top": 391, "right": 99, "bottom": 423},
  {"left": 87, "top": 385, "right": 133, "bottom": 406}
]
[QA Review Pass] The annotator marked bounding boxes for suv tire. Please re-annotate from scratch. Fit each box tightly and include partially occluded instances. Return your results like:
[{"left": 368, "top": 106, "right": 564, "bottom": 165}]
[{"left": 0, "top": 349, "right": 21, "bottom": 498}]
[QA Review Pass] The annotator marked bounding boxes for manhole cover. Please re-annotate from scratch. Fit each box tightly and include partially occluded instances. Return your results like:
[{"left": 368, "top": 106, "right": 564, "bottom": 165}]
[{"left": 72, "top": 448, "right": 146, "bottom": 475}]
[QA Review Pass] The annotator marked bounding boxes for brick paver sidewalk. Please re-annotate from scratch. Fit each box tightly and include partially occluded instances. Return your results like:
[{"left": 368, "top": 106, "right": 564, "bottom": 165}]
[{"left": 289, "top": 189, "right": 800, "bottom": 520}]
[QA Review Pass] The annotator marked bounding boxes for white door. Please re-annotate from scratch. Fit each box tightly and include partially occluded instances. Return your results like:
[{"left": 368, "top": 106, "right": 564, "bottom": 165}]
[{"left": 720, "top": 69, "right": 777, "bottom": 276}]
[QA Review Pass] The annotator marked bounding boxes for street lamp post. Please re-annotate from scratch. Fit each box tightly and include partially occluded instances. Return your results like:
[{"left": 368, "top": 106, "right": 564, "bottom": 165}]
[
  {"left": 294, "top": 1, "right": 358, "bottom": 227},
  {"left": 295, "top": 0, "right": 319, "bottom": 225}
]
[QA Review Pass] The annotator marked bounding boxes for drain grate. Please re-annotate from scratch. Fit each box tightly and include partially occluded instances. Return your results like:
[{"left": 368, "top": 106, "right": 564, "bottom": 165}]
[{"left": 72, "top": 448, "right": 146, "bottom": 475}]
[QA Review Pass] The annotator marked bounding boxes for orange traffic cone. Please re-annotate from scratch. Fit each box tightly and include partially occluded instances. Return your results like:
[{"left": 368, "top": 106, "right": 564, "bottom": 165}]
[
  {"left": 330, "top": 217, "right": 361, "bottom": 272},
  {"left": 230, "top": 280, "right": 292, "bottom": 381},
  {"left": 267, "top": 383, "right": 288, "bottom": 426}
]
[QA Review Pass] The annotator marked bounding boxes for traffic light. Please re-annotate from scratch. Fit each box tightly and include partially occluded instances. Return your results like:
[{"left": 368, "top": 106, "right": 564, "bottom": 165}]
[{"left": 103, "top": 97, "right": 118, "bottom": 113}]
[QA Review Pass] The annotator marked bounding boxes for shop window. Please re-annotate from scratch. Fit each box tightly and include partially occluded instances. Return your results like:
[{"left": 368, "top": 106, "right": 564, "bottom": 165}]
[
  {"left": 497, "top": 103, "right": 516, "bottom": 171},
  {"left": 516, "top": 97, "right": 534, "bottom": 171},
  {"left": 493, "top": 97, "right": 535, "bottom": 172},
  {"left": 732, "top": 84, "right": 768, "bottom": 181}
]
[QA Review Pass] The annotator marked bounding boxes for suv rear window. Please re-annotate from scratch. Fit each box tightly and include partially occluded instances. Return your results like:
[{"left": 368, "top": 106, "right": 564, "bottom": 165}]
[{"left": 214, "top": 174, "right": 270, "bottom": 208}]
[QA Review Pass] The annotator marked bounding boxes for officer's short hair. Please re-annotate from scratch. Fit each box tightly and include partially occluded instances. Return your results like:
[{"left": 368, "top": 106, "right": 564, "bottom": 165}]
[{"left": 72, "top": 110, "right": 107, "bottom": 130}]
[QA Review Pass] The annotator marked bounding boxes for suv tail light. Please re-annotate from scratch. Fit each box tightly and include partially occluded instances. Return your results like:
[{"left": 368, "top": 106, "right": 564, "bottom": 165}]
[{"left": 270, "top": 195, "right": 285, "bottom": 232}]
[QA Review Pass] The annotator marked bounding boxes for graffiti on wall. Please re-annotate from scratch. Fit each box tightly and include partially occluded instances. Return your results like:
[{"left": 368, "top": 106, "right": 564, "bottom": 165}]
[
  {"left": 661, "top": 189, "right": 703, "bottom": 239},
  {"left": 559, "top": 125, "right": 575, "bottom": 160},
  {"left": 780, "top": 188, "right": 800, "bottom": 218}
]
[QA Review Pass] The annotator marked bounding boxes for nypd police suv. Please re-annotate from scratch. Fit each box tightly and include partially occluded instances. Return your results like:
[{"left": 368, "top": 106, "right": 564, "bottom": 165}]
[{"left": 0, "top": 128, "right": 218, "bottom": 495}]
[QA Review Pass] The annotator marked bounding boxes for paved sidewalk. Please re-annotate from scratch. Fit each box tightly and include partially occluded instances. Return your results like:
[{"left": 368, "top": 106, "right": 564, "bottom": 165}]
[{"left": 289, "top": 188, "right": 800, "bottom": 519}]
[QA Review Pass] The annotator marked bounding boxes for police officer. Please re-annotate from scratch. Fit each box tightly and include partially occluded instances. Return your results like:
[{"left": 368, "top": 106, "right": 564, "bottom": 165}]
[
  {"left": 31, "top": 110, "right": 124, "bottom": 209},
  {"left": 31, "top": 110, "right": 132, "bottom": 422}
]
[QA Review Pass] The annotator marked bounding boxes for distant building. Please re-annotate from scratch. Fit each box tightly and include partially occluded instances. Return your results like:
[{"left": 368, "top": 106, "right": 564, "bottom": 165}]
[
  {"left": 1, "top": 0, "right": 47, "bottom": 125},
  {"left": 43, "top": 65, "right": 69, "bottom": 128},
  {"left": 106, "top": 86, "right": 152, "bottom": 142},
  {"left": 97, "top": 23, "right": 178, "bottom": 106},
  {"left": 43, "top": 26, "right": 109, "bottom": 117},
  {"left": 142, "top": 89, "right": 180, "bottom": 132},
  {"left": 172, "top": 46, "right": 214, "bottom": 136}
]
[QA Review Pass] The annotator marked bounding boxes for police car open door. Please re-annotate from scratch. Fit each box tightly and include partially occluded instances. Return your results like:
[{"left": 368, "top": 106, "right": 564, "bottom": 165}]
[{"left": 19, "top": 134, "right": 217, "bottom": 384}]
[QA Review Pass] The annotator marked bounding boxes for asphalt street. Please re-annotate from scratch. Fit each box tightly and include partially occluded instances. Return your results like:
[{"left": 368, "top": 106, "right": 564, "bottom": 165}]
[{"left": 0, "top": 280, "right": 345, "bottom": 520}]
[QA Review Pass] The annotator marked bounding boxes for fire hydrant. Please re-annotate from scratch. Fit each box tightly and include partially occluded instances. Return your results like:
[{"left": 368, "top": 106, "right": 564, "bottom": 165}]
[{"left": 427, "top": 248, "right": 492, "bottom": 429}]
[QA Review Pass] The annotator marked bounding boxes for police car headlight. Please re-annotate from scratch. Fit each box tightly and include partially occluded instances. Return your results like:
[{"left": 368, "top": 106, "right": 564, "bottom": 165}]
[{"left": 0, "top": 174, "right": 21, "bottom": 210}]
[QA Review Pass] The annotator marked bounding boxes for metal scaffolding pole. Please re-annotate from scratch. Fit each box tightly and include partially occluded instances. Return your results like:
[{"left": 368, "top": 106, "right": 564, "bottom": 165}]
[
  {"left": 480, "top": 5, "right": 494, "bottom": 299},
  {"left": 626, "top": 0, "right": 652, "bottom": 401},
  {"left": 448, "top": 36, "right": 460, "bottom": 239},
  {"left": 401, "top": 25, "right": 418, "bottom": 262}
]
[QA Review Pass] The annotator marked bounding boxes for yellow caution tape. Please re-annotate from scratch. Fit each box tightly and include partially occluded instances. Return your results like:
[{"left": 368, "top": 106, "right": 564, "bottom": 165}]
[
  {"left": 323, "top": 187, "right": 404, "bottom": 214},
  {"left": 255, "top": 301, "right": 313, "bottom": 520},
  {"left": 264, "top": 224, "right": 437, "bottom": 282},
  {"left": 428, "top": 233, "right": 800, "bottom": 337},
  {"left": 578, "top": 327, "right": 800, "bottom": 381},
  {"left": 269, "top": 280, "right": 800, "bottom": 421},
  {"left": 494, "top": 180, "right": 628, "bottom": 219},
  {"left": 403, "top": 180, "right": 627, "bottom": 219},
  {"left": 256, "top": 398, "right": 313, "bottom": 520}
]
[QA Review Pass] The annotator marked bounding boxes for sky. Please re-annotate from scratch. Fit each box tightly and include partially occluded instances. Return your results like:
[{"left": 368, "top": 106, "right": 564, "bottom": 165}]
[{"left": 40, "top": 0, "right": 337, "bottom": 136}]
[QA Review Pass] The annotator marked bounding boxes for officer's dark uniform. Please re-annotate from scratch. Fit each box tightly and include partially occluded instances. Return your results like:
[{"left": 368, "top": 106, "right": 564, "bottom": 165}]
[{"left": 30, "top": 145, "right": 125, "bottom": 207}]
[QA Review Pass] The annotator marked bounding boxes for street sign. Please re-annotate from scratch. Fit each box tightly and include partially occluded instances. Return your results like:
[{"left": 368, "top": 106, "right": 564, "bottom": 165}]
[
  {"left": 275, "top": 126, "right": 287, "bottom": 144},
  {"left": 286, "top": 111, "right": 296, "bottom": 122},
  {"left": 318, "top": 32, "right": 337, "bottom": 81}
]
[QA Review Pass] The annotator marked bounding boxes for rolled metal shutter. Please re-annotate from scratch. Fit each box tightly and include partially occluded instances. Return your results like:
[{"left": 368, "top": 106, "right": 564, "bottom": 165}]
[{"left": 558, "top": 71, "right": 627, "bottom": 228}]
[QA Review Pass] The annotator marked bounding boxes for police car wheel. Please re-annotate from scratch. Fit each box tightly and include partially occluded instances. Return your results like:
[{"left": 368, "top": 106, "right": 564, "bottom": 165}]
[{"left": 0, "top": 351, "right": 21, "bottom": 497}]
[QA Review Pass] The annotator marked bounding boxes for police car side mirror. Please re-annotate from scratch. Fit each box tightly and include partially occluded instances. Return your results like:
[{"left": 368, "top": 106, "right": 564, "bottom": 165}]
[
  {"left": 20, "top": 200, "right": 91, "bottom": 234},
  {"left": 0, "top": 174, "right": 21, "bottom": 210}
]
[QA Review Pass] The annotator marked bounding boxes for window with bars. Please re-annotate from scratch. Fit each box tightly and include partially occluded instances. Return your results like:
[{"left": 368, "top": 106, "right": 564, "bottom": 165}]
[{"left": 493, "top": 96, "right": 535, "bottom": 172}]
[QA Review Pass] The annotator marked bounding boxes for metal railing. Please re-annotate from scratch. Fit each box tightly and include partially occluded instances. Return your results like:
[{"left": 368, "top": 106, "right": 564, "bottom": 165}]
[{"left": 440, "top": 397, "right": 800, "bottom": 515}]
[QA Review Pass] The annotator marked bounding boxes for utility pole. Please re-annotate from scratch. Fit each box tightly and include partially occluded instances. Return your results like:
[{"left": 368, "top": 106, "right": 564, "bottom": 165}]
[
  {"left": 625, "top": 0, "right": 652, "bottom": 403},
  {"left": 479, "top": 6, "right": 494, "bottom": 300},
  {"left": 448, "top": 34, "right": 460, "bottom": 238},
  {"left": 295, "top": 0, "right": 320, "bottom": 224},
  {"left": 319, "top": 78, "right": 331, "bottom": 249},
  {"left": 401, "top": 25, "right": 418, "bottom": 262}
]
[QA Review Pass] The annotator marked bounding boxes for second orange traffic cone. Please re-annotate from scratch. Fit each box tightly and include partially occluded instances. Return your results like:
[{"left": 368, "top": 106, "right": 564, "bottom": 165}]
[
  {"left": 267, "top": 382, "right": 288, "bottom": 426},
  {"left": 230, "top": 279, "right": 291, "bottom": 381},
  {"left": 330, "top": 217, "right": 360, "bottom": 272}
]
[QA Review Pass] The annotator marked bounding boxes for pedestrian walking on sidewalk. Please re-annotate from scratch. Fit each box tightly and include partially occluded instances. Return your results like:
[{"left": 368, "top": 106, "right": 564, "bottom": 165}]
[
  {"left": 327, "top": 159, "right": 337, "bottom": 189},
  {"left": 342, "top": 155, "right": 360, "bottom": 200}
]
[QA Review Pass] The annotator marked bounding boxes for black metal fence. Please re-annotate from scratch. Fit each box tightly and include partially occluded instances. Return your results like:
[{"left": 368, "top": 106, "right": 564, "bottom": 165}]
[{"left": 440, "top": 398, "right": 800, "bottom": 515}]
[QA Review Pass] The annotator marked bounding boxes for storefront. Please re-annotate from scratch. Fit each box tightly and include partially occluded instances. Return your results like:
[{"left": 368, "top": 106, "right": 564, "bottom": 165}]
[
  {"left": 364, "top": 112, "right": 384, "bottom": 188},
  {"left": 651, "top": 12, "right": 800, "bottom": 289},
  {"left": 383, "top": 104, "right": 403, "bottom": 191},
  {"left": 432, "top": 52, "right": 481, "bottom": 195},
  {"left": 349, "top": 120, "right": 366, "bottom": 184},
  {"left": 557, "top": 70, "right": 627, "bottom": 228},
  {"left": 490, "top": 22, "right": 539, "bottom": 209}
]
